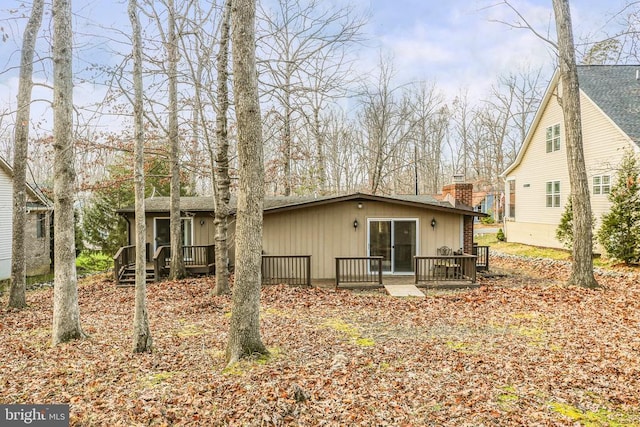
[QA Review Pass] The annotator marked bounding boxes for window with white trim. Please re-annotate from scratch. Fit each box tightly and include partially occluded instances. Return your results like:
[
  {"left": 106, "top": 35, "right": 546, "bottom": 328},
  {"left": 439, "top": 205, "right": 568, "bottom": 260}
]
[
  {"left": 592, "top": 175, "right": 611, "bottom": 195},
  {"left": 546, "top": 181, "right": 560, "bottom": 207},
  {"left": 545, "top": 124, "right": 561, "bottom": 153},
  {"left": 507, "top": 180, "right": 516, "bottom": 219},
  {"left": 37, "top": 213, "right": 46, "bottom": 239}
]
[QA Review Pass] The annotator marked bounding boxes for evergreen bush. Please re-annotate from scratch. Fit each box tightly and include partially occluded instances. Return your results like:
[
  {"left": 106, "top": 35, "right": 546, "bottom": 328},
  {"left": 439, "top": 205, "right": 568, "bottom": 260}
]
[{"left": 596, "top": 150, "right": 640, "bottom": 264}]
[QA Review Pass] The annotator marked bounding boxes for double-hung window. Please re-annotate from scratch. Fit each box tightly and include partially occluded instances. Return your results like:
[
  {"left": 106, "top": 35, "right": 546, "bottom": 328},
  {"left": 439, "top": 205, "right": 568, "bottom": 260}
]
[
  {"left": 546, "top": 181, "right": 560, "bottom": 207},
  {"left": 593, "top": 175, "right": 611, "bottom": 195},
  {"left": 37, "top": 213, "right": 46, "bottom": 238},
  {"left": 546, "top": 124, "right": 561, "bottom": 153}
]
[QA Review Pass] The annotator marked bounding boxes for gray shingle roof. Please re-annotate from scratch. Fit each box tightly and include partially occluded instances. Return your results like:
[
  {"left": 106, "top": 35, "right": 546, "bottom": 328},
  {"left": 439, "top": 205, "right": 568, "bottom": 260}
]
[
  {"left": 118, "top": 192, "right": 480, "bottom": 216},
  {"left": 578, "top": 65, "right": 640, "bottom": 143}
]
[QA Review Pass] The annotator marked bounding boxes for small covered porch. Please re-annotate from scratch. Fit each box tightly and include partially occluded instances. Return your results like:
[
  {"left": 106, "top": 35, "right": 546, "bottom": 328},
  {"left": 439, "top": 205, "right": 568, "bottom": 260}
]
[{"left": 113, "top": 244, "right": 215, "bottom": 286}]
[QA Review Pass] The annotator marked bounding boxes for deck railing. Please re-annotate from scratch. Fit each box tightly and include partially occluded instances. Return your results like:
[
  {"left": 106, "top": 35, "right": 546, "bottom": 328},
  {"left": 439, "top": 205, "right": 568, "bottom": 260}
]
[
  {"left": 152, "top": 244, "right": 215, "bottom": 280},
  {"left": 183, "top": 245, "right": 215, "bottom": 267},
  {"left": 414, "top": 255, "right": 477, "bottom": 284},
  {"left": 153, "top": 246, "right": 170, "bottom": 281},
  {"left": 335, "top": 256, "right": 383, "bottom": 289},
  {"left": 113, "top": 245, "right": 136, "bottom": 282},
  {"left": 261, "top": 255, "right": 311, "bottom": 286},
  {"left": 473, "top": 245, "right": 489, "bottom": 271}
]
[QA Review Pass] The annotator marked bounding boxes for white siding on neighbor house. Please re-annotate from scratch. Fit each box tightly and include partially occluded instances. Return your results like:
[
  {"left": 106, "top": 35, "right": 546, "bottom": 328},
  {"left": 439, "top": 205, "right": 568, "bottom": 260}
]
[
  {"left": 0, "top": 167, "right": 12, "bottom": 280},
  {"left": 504, "top": 80, "right": 637, "bottom": 249}
]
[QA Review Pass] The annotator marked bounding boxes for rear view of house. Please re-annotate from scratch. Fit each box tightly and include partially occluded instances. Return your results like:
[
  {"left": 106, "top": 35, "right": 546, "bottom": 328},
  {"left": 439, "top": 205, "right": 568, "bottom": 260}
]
[
  {"left": 0, "top": 156, "right": 52, "bottom": 280},
  {"left": 116, "top": 181, "right": 486, "bottom": 285}
]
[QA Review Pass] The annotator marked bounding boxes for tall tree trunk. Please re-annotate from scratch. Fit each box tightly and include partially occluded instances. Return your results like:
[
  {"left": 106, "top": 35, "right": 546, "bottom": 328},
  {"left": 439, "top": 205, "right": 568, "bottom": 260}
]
[
  {"left": 283, "top": 78, "right": 292, "bottom": 196},
  {"left": 52, "top": 0, "right": 84, "bottom": 345},
  {"left": 8, "top": 0, "right": 44, "bottom": 309},
  {"left": 168, "top": 0, "right": 185, "bottom": 280},
  {"left": 313, "top": 107, "right": 327, "bottom": 193},
  {"left": 213, "top": 0, "right": 232, "bottom": 296},
  {"left": 552, "top": 0, "right": 599, "bottom": 288},
  {"left": 226, "top": 0, "right": 268, "bottom": 365},
  {"left": 129, "top": 0, "right": 152, "bottom": 353}
]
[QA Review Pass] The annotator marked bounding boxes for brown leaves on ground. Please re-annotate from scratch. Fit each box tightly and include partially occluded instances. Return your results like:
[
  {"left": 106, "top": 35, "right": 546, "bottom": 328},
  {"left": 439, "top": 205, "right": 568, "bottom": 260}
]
[{"left": 1, "top": 256, "right": 640, "bottom": 426}]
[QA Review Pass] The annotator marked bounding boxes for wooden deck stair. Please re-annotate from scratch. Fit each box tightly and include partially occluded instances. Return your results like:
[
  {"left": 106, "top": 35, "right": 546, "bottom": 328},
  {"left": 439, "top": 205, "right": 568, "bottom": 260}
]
[{"left": 116, "top": 266, "right": 155, "bottom": 287}]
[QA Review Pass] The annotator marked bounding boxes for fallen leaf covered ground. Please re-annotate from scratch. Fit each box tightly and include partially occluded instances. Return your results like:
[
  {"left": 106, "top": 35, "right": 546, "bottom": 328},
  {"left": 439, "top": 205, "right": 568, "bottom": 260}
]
[{"left": 1, "top": 254, "right": 640, "bottom": 426}]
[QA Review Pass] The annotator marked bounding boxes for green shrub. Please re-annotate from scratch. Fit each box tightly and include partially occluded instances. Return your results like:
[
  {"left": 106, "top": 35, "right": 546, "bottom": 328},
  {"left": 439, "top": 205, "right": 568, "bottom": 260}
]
[
  {"left": 556, "top": 197, "right": 574, "bottom": 249},
  {"left": 597, "top": 150, "right": 640, "bottom": 264},
  {"left": 480, "top": 216, "right": 495, "bottom": 225},
  {"left": 496, "top": 228, "right": 505, "bottom": 242},
  {"left": 76, "top": 252, "right": 113, "bottom": 274}
]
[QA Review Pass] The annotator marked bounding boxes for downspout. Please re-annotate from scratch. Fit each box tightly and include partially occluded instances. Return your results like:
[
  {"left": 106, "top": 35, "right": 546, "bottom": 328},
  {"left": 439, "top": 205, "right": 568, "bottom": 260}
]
[{"left": 459, "top": 215, "right": 464, "bottom": 253}]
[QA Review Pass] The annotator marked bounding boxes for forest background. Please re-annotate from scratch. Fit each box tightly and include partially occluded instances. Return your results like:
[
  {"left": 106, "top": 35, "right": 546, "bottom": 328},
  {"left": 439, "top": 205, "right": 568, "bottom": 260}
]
[{"left": 0, "top": 0, "right": 638, "bottom": 227}]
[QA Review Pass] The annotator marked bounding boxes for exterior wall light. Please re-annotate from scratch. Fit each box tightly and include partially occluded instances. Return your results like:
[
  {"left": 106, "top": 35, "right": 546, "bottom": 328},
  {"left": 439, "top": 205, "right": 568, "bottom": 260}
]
[
  {"left": 353, "top": 219, "right": 359, "bottom": 230},
  {"left": 431, "top": 218, "right": 437, "bottom": 229},
  {"left": 357, "top": 202, "right": 363, "bottom": 209}
]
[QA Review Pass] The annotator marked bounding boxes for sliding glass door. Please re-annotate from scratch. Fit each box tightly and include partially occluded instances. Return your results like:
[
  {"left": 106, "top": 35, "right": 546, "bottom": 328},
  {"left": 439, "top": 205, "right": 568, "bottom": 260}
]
[
  {"left": 154, "top": 218, "right": 193, "bottom": 251},
  {"left": 368, "top": 219, "right": 417, "bottom": 274}
]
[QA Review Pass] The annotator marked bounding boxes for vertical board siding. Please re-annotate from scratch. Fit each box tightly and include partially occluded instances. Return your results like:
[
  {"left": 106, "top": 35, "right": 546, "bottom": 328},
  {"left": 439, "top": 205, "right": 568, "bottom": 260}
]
[
  {"left": 128, "top": 201, "right": 468, "bottom": 279},
  {"left": 262, "top": 201, "right": 464, "bottom": 279}
]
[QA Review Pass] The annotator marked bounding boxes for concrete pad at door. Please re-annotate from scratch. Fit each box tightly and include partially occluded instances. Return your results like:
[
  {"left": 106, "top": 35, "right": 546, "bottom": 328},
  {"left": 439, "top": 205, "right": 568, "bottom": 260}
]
[{"left": 384, "top": 284, "right": 425, "bottom": 297}]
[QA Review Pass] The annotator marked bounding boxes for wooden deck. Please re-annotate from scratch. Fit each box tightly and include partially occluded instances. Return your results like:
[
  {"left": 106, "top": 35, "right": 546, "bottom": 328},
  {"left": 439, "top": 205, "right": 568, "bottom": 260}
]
[
  {"left": 115, "top": 247, "right": 488, "bottom": 289},
  {"left": 314, "top": 275, "right": 479, "bottom": 290}
]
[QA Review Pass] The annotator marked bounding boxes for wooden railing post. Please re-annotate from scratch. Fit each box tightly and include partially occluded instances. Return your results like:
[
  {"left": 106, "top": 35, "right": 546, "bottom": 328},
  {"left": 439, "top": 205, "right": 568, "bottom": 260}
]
[
  {"left": 335, "top": 258, "right": 340, "bottom": 290},
  {"left": 113, "top": 245, "right": 136, "bottom": 285}
]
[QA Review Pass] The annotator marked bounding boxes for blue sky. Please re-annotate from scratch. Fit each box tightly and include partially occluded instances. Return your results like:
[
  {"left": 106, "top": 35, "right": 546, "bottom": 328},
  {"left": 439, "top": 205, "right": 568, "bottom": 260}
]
[
  {"left": 0, "top": 0, "right": 632, "bottom": 136},
  {"left": 358, "top": 0, "right": 630, "bottom": 98}
]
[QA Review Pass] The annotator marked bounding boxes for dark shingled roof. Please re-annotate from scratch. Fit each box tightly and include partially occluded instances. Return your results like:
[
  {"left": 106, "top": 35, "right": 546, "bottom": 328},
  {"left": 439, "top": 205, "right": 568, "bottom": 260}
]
[
  {"left": 118, "top": 192, "right": 481, "bottom": 216},
  {"left": 578, "top": 65, "right": 640, "bottom": 144}
]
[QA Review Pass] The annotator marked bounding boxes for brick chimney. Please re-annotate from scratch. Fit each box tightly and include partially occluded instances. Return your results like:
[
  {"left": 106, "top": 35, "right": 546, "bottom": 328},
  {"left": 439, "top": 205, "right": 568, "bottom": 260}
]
[{"left": 441, "top": 179, "right": 474, "bottom": 254}]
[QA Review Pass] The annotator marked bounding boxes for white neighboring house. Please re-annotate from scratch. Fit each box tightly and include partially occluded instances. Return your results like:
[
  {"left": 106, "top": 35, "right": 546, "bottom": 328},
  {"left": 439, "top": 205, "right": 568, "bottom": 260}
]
[
  {"left": 501, "top": 65, "right": 640, "bottom": 250},
  {"left": 0, "top": 155, "right": 52, "bottom": 280}
]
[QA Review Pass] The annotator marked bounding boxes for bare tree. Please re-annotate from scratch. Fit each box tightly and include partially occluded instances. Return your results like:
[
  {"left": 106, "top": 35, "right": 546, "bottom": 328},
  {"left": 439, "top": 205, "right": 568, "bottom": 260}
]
[
  {"left": 8, "top": 0, "right": 44, "bottom": 310},
  {"left": 358, "top": 56, "right": 413, "bottom": 194},
  {"left": 258, "top": 0, "right": 366, "bottom": 196},
  {"left": 129, "top": 0, "right": 153, "bottom": 353},
  {"left": 226, "top": 0, "right": 268, "bottom": 365},
  {"left": 52, "top": 0, "right": 85, "bottom": 345},
  {"left": 406, "top": 82, "right": 446, "bottom": 194},
  {"left": 492, "top": 68, "right": 544, "bottom": 159},
  {"left": 450, "top": 90, "right": 473, "bottom": 179},
  {"left": 552, "top": 0, "right": 599, "bottom": 288},
  {"left": 213, "top": 0, "right": 232, "bottom": 296},
  {"left": 167, "top": 0, "right": 186, "bottom": 280}
]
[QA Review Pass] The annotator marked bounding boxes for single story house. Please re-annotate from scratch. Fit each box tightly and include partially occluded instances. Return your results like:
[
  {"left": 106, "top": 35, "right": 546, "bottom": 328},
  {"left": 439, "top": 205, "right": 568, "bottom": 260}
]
[
  {"left": 0, "top": 156, "right": 52, "bottom": 280},
  {"left": 501, "top": 65, "right": 640, "bottom": 249},
  {"left": 116, "top": 182, "right": 486, "bottom": 284}
]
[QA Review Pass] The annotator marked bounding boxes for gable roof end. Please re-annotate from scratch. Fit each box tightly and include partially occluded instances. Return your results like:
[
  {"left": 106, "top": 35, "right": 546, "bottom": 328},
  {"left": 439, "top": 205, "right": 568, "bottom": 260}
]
[
  {"left": 0, "top": 155, "right": 51, "bottom": 208},
  {"left": 501, "top": 65, "right": 640, "bottom": 178}
]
